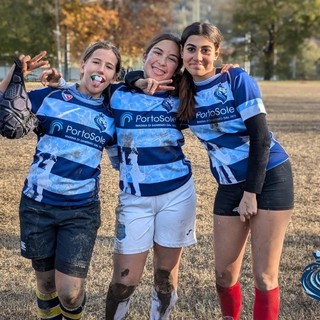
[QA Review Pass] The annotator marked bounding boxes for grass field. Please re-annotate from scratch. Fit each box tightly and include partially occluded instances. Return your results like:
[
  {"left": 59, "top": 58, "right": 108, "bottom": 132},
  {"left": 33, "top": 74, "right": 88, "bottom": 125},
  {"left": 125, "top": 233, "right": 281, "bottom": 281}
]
[{"left": 0, "top": 81, "right": 320, "bottom": 319}]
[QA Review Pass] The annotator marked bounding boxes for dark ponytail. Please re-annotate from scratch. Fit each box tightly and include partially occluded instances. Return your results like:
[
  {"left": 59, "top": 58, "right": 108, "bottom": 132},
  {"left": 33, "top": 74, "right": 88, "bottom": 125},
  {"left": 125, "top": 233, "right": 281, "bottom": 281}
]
[{"left": 177, "top": 70, "right": 196, "bottom": 121}]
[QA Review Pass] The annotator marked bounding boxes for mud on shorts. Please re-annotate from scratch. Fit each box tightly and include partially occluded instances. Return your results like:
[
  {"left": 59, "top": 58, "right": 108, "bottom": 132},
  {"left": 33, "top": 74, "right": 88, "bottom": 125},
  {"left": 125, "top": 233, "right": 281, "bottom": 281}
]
[
  {"left": 19, "top": 194, "right": 101, "bottom": 278},
  {"left": 114, "top": 177, "right": 197, "bottom": 254},
  {"left": 214, "top": 160, "right": 294, "bottom": 215}
]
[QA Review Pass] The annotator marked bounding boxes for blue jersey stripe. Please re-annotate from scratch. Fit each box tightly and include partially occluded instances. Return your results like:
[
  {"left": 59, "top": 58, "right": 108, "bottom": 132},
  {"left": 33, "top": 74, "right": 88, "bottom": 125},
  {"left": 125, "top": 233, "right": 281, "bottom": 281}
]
[
  {"left": 51, "top": 156, "right": 99, "bottom": 181},
  {"left": 202, "top": 133, "right": 249, "bottom": 151},
  {"left": 120, "top": 174, "right": 192, "bottom": 197},
  {"left": 37, "top": 97, "right": 113, "bottom": 128},
  {"left": 120, "top": 145, "right": 186, "bottom": 165},
  {"left": 24, "top": 184, "right": 99, "bottom": 206},
  {"left": 210, "top": 157, "right": 248, "bottom": 184}
]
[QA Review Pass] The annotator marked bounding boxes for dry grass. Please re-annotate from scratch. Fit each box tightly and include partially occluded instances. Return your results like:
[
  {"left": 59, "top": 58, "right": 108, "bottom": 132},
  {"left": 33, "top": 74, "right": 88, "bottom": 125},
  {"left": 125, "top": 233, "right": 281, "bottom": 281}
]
[{"left": 1, "top": 81, "right": 320, "bottom": 319}]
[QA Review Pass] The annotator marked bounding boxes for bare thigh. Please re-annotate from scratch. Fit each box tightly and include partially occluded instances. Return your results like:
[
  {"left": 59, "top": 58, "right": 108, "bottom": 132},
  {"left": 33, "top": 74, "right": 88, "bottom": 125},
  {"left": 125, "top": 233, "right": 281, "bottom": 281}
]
[
  {"left": 214, "top": 215, "right": 250, "bottom": 287},
  {"left": 35, "top": 269, "right": 56, "bottom": 293},
  {"left": 111, "top": 251, "right": 149, "bottom": 286},
  {"left": 250, "top": 208, "right": 293, "bottom": 290}
]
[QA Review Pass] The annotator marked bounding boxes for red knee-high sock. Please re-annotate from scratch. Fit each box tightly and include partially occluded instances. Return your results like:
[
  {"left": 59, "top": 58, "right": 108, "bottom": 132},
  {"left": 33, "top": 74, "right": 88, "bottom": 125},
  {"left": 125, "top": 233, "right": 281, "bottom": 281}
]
[
  {"left": 253, "top": 287, "right": 280, "bottom": 320},
  {"left": 216, "top": 281, "right": 242, "bottom": 320}
]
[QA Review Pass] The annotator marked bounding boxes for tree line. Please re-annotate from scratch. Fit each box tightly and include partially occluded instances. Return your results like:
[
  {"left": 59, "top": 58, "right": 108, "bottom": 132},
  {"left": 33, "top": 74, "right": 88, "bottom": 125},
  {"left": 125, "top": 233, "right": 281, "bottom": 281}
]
[{"left": 0, "top": 0, "right": 319, "bottom": 80}]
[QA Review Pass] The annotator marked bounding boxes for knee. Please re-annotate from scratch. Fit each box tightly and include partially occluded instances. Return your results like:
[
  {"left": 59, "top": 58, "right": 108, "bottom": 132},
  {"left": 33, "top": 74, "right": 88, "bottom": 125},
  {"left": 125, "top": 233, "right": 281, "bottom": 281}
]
[
  {"left": 58, "top": 287, "right": 85, "bottom": 309},
  {"left": 154, "top": 269, "right": 174, "bottom": 294},
  {"left": 37, "top": 278, "right": 56, "bottom": 294},
  {"left": 215, "top": 269, "right": 234, "bottom": 288},
  {"left": 254, "top": 272, "right": 278, "bottom": 291},
  {"left": 108, "top": 283, "right": 136, "bottom": 301}
]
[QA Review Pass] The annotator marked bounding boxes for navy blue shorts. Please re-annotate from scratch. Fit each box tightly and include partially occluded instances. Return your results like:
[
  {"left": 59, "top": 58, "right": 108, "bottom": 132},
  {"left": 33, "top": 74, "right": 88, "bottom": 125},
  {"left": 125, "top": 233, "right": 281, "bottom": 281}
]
[
  {"left": 214, "top": 160, "right": 294, "bottom": 216},
  {"left": 19, "top": 194, "right": 101, "bottom": 278}
]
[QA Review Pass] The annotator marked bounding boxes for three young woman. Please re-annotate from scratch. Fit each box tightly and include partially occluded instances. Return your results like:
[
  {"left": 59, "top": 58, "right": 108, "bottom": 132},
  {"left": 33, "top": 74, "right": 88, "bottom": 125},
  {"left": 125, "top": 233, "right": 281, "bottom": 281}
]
[{"left": 1, "top": 22, "right": 294, "bottom": 320}]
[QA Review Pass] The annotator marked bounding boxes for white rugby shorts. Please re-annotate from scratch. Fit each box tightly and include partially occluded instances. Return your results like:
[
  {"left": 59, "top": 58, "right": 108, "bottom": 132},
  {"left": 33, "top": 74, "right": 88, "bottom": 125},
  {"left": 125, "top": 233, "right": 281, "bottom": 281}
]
[{"left": 114, "top": 177, "right": 197, "bottom": 254}]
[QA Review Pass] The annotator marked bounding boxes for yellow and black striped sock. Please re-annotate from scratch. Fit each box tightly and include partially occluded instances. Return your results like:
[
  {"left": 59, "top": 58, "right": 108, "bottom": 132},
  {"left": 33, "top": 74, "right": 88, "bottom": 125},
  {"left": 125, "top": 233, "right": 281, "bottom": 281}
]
[
  {"left": 60, "top": 294, "right": 86, "bottom": 320},
  {"left": 36, "top": 288, "right": 62, "bottom": 320}
]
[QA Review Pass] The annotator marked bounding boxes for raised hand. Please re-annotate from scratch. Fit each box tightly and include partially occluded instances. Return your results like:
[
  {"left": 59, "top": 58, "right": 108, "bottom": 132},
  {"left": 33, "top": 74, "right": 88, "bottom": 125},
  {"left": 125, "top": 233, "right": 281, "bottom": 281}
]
[
  {"left": 39, "top": 68, "right": 63, "bottom": 87},
  {"left": 135, "top": 78, "right": 175, "bottom": 95},
  {"left": 19, "top": 51, "right": 50, "bottom": 77},
  {"left": 220, "top": 64, "right": 240, "bottom": 73}
]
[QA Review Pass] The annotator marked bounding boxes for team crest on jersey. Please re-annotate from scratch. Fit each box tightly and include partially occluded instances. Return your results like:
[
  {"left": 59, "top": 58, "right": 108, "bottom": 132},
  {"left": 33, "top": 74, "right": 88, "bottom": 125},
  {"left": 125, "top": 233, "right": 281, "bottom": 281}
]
[
  {"left": 62, "top": 91, "right": 73, "bottom": 101},
  {"left": 94, "top": 113, "right": 108, "bottom": 132},
  {"left": 162, "top": 96, "right": 174, "bottom": 112},
  {"left": 214, "top": 83, "right": 228, "bottom": 103}
]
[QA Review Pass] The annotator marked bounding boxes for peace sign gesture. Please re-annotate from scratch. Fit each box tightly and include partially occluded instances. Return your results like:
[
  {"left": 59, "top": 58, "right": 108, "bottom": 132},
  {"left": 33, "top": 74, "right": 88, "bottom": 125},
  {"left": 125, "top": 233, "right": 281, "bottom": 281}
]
[{"left": 19, "top": 51, "right": 50, "bottom": 76}]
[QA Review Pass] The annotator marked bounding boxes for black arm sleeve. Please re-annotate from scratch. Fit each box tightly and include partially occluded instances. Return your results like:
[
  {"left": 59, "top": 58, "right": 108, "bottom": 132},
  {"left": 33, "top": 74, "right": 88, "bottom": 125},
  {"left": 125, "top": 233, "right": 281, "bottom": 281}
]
[
  {"left": 244, "top": 113, "right": 271, "bottom": 194},
  {"left": 124, "top": 70, "right": 144, "bottom": 89}
]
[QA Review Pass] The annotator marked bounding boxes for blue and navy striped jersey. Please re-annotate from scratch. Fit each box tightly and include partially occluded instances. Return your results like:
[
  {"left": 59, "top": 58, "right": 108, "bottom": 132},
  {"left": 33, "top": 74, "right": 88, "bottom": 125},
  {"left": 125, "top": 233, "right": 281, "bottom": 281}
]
[
  {"left": 110, "top": 84, "right": 192, "bottom": 196},
  {"left": 22, "top": 84, "right": 115, "bottom": 206},
  {"left": 188, "top": 68, "right": 289, "bottom": 185}
]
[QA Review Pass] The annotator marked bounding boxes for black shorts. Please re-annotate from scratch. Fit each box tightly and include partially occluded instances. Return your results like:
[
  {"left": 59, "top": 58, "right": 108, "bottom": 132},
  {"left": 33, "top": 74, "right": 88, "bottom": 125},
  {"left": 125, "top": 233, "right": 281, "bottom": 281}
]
[
  {"left": 19, "top": 194, "right": 101, "bottom": 277},
  {"left": 214, "top": 160, "right": 294, "bottom": 216}
]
